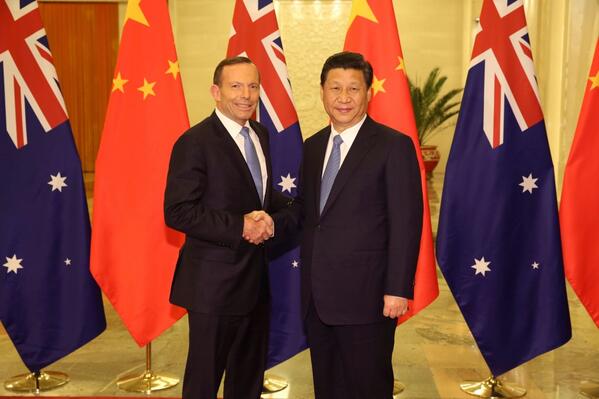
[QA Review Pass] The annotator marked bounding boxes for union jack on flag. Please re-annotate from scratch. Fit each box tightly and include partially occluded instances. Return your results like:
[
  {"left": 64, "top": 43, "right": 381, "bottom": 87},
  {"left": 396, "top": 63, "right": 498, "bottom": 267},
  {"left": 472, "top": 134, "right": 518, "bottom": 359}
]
[
  {"left": 471, "top": 0, "right": 543, "bottom": 148},
  {"left": 437, "top": 0, "right": 571, "bottom": 376},
  {"left": 1, "top": 0, "right": 105, "bottom": 372},
  {"left": 0, "top": 0, "right": 67, "bottom": 149},
  {"left": 227, "top": 0, "right": 306, "bottom": 369}
]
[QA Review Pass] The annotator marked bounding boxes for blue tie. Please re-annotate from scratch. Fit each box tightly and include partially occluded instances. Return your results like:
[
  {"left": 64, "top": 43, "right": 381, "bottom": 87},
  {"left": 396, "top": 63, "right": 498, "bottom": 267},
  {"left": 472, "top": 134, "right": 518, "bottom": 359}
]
[
  {"left": 240, "top": 127, "right": 263, "bottom": 204},
  {"left": 320, "top": 134, "right": 343, "bottom": 214}
]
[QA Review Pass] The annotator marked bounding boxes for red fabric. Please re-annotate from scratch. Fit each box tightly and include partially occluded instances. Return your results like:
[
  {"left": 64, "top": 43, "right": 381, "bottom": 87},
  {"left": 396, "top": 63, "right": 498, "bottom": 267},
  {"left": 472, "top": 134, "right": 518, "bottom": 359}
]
[
  {"left": 90, "top": 0, "right": 188, "bottom": 345},
  {"left": 560, "top": 38, "right": 599, "bottom": 329},
  {"left": 343, "top": 0, "right": 438, "bottom": 323}
]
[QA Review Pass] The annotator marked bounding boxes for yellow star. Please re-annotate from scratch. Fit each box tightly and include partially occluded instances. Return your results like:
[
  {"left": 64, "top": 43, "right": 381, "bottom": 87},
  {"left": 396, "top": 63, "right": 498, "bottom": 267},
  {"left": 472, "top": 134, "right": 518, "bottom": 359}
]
[
  {"left": 112, "top": 72, "right": 128, "bottom": 93},
  {"left": 137, "top": 79, "right": 156, "bottom": 100},
  {"left": 589, "top": 71, "right": 599, "bottom": 90},
  {"left": 125, "top": 0, "right": 149, "bottom": 27},
  {"left": 166, "top": 60, "right": 180, "bottom": 80},
  {"left": 395, "top": 56, "right": 406, "bottom": 72},
  {"left": 372, "top": 75, "right": 386, "bottom": 96},
  {"left": 348, "top": 0, "right": 378, "bottom": 27}
]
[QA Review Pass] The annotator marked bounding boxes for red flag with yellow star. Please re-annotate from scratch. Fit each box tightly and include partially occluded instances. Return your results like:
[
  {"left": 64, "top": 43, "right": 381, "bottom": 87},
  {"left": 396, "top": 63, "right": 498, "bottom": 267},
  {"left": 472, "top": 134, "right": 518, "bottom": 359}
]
[
  {"left": 344, "top": 0, "right": 438, "bottom": 323},
  {"left": 90, "top": 0, "right": 188, "bottom": 345},
  {"left": 560, "top": 38, "right": 599, "bottom": 329}
]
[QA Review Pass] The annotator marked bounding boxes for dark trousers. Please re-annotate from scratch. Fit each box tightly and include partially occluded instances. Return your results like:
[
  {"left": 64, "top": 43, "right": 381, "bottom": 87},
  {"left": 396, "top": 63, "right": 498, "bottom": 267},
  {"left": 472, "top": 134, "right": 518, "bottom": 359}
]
[
  {"left": 306, "top": 301, "right": 397, "bottom": 399},
  {"left": 183, "top": 303, "right": 269, "bottom": 399}
]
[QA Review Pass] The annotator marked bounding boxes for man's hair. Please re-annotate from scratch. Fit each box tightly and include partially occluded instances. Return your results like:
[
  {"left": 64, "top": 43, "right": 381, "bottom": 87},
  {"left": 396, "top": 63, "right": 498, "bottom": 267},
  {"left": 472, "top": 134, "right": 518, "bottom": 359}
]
[
  {"left": 320, "top": 51, "right": 373, "bottom": 88},
  {"left": 213, "top": 56, "right": 257, "bottom": 85}
]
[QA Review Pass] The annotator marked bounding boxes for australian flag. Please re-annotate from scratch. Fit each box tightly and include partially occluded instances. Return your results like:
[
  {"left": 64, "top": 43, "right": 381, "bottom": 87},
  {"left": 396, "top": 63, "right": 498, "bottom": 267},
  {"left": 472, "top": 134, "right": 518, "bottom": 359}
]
[
  {"left": 227, "top": 0, "right": 306, "bottom": 368},
  {"left": 436, "top": 0, "right": 571, "bottom": 376},
  {"left": 0, "top": 0, "right": 105, "bottom": 372}
]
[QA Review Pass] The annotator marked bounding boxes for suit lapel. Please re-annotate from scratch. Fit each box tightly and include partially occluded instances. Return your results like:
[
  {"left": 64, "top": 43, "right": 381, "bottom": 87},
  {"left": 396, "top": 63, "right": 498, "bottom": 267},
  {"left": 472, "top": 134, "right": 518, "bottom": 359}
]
[
  {"left": 211, "top": 113, "right": 263, "bottom": 208},
  {"left": 320, "top": 117, "right": 377, "bottom": 218}
]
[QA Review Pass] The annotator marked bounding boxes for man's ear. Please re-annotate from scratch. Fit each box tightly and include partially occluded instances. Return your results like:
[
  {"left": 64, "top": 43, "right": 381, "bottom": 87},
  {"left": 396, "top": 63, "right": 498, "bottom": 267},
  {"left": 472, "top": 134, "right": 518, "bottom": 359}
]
[{"left": 210, "top": 84, "right": 220, "bottom": 102}]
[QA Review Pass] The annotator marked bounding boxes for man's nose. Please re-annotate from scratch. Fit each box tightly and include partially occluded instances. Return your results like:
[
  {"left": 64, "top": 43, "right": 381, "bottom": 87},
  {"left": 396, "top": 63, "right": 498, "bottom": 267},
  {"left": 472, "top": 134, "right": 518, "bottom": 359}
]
[
  {"left": 241, "top": 85, "right": 250, "bottom": 98},
  {"left": 338, "top": 89, "right": 351, "bottom": 102}
]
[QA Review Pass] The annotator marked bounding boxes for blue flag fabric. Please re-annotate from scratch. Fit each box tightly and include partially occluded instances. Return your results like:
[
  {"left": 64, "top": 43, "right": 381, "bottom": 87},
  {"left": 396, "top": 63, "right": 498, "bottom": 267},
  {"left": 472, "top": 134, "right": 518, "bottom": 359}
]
[
  {"left": 0, "top": 0, "right": 106, "bottom": 372},
  {"left": 260, "top": 110, "right": 305, "bottom": 369},
  {"left": 436, "top": 0, "right": 571, "bottom": 376},
  {"left": 228, "top": 0, "right": 307, "bottom": 369}
]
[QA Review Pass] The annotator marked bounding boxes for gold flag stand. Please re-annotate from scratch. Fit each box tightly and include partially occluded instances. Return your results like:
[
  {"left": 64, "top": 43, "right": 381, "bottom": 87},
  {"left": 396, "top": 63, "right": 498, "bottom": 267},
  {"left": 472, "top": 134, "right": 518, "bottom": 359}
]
[
  {"left": 260, "top": 376, "right": 404, "bottom": 397},
  {"left": 116, "top": 342, "right": 179, "bottom": 394},
  {"left": 460, "top": 376, "right": 526, "bottom": 398},
  {"left": 581, "top": 380, "right": 599, "bottom": 398},
  {"left": 393, "top": 379, "right": 406, "bottom": 397},
  {"left": 4, "top": 370, "right": 69, "bottom": 393},
  {"left": 262, "top": 374, "right": 288, "bottom": 394}
]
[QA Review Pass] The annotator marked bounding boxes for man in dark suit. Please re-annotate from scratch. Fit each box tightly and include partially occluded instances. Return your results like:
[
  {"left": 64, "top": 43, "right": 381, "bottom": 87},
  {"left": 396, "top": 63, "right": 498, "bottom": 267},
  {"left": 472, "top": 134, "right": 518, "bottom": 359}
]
[
  {"left": 298, "top": 52, "right": 423, "bottom": 399},
  {"left": 164, "top": 57, "right": 293, "bottom": 399}
]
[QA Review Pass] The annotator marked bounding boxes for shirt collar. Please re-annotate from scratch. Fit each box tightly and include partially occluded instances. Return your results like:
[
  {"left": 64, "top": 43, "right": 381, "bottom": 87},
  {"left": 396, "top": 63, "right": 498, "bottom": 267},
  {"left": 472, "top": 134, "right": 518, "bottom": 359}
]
[
  {"left": 330, "top": 114, "right": 367, "bottom": 147},
  {"left": 215, "top": 108, "right": 251, "bottom": 139}
]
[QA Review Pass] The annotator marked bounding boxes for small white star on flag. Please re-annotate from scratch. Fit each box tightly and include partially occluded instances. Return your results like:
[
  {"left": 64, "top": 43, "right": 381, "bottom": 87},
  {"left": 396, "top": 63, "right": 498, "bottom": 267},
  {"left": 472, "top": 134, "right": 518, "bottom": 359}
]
[
  {"left": 4, "top": 254, "right": 23, "bottom": 274},
  {"left": 519, "top": 173, "right": 538, "bottom": 194},
  {"left": 278, "top": 173, "right": 297, "bottom": 193},
  {"left": 471, "top": 257, "right": 491, "bottom": 276},
  {"left": 532, "top": 261, "right": 540, "bottom": 269},
  {"left": 65, "top": 258, "right": 72, "bottom": 266},
  {"left": 291, "top": 260, "right": 299, "bottom": 268},
  {"left": 48, "top": 172, "right": 68, "bottom": 192}
]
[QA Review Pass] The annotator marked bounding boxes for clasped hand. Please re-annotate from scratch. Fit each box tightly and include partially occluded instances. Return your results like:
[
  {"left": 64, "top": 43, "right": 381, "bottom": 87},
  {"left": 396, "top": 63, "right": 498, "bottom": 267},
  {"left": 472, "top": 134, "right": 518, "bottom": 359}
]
[{"left": 243, "top": 210, "right": 274, "bottom": 245}]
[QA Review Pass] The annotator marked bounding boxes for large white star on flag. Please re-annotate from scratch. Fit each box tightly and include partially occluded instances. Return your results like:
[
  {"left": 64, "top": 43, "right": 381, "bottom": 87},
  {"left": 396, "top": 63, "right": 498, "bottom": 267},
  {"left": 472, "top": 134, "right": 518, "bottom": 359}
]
[
  {"left": 4, "top": 254, "right": 23, "bottom": 274},
  {"left": 291, "top": 260, "right": 299, "bottom": 268},
  {"left": 65, "top": 258, "right": 72, "bottom": 266},
  {"left": 519, "top": 173, "right": 538, "bottom": 194},
  {"left": 278, "top": 173, "right": 297, "bottom": 193},
  {"left": 532, "top": 261, "right": 540, "bottom": 269},
  {"left": 471, "top": 257, "right": 491, "bottom": 276},
  {"left": 48, "top": 172, "right": 68, "bottom": 192}
]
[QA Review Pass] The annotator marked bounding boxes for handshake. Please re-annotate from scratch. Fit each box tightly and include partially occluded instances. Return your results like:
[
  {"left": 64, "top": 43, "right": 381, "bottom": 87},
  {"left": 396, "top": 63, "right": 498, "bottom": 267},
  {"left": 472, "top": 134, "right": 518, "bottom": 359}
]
[{"left": 243, "top": 210, "right": 274, "bottom": 245}]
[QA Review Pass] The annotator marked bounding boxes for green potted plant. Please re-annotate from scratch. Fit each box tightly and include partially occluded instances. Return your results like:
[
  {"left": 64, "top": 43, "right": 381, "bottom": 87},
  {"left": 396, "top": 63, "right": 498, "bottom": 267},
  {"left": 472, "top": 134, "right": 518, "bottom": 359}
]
[{"left": 408, "top": 68, "right": 462, "bottom": 177}]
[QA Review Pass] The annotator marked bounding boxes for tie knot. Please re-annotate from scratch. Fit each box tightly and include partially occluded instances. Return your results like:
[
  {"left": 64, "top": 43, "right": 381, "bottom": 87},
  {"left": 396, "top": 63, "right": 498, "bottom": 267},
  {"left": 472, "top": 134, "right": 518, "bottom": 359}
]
[
  {"left": 333, "top": 134, "right": 343, "bottom": 147},
  {"left": 240, "top": 126, "right": 250, "bottom": 139}
]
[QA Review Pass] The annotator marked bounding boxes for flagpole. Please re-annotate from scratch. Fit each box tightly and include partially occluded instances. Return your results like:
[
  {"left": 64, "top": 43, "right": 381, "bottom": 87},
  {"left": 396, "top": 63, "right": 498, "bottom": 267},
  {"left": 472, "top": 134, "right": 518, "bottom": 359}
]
[
  {"left": 460, "top": 376, "right": 525, "bottom": 398},
  {"left": 580, "top": 380, "right": 599, "bottom": 398},
  {"left": 116, "top": 342, "right": 179, "bottom": 393},
  {"left": 4, "top": 370, "right": 69, "bottom": 393}
]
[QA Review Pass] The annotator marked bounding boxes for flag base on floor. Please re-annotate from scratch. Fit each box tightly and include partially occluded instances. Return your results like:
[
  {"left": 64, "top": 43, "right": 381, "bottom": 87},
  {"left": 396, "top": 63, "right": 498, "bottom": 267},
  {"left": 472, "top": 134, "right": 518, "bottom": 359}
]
[
  {"left": 4, "top": 371, "right": 69, "bottom": 393},
  {"left": 580, "top": 380, "right": 599, "bottom": 398},
  {"left": 460, "top": 376, "right": 525, "bottom": 398}
]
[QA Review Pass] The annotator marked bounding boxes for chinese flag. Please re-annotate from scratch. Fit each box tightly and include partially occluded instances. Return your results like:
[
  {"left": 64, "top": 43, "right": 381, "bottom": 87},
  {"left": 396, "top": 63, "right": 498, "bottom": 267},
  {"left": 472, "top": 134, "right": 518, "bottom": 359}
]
[
  {"left": 560, "top": 38, "right": 599, "bottom": 329},
  {"left": 90, "top": 0, "right": 188, "bottom": 345},
  {"left": 344, "top": 0, "right": 438, "bottom": 322}
]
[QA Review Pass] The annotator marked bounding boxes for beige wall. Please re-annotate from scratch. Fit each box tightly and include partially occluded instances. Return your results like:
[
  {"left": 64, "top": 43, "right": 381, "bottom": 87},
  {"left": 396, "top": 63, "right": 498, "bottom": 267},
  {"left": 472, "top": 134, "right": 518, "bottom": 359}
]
[{"left": 168, "top": 0, "right": 598, "bottom": 177}]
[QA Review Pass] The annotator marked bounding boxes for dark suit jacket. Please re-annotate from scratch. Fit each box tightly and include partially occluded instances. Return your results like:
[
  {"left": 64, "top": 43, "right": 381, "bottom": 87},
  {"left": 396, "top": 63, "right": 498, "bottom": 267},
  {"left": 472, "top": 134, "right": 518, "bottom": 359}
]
[
  {"left": 297, "top": 116, "right": 423, "bottom": 325},
  {"left": 164, "top": 112, "right": 293, "bottom": 316}
]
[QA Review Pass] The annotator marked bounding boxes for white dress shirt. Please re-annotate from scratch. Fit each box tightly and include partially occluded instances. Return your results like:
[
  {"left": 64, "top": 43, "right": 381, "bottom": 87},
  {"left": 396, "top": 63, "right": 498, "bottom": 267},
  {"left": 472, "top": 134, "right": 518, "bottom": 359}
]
[
  {"left": 215, "top": 108, "right": 268, "bottom": 200},
  {"left": 321, "top": 114, "right": 367, "bottom": 177}
]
